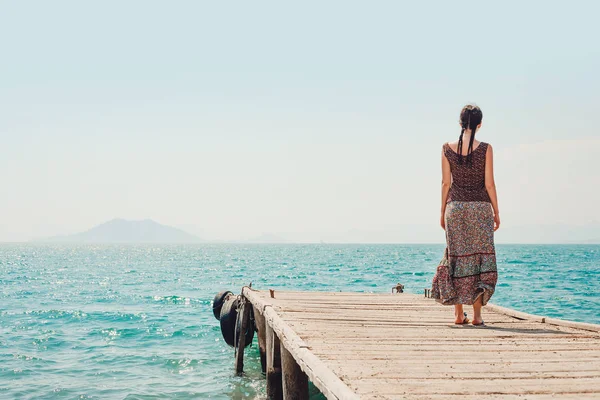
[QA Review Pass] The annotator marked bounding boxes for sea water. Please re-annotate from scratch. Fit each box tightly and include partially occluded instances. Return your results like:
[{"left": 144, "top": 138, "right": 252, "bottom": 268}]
[{"left": 1, "top": 244, "right": 598, "bottom": 399}]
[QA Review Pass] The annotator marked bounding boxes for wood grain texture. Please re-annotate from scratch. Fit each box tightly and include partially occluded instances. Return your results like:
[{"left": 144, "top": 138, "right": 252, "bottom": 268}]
[
  {"left": 281, "top": 342, "right": 309, "bottom": 400},
  {"left": 254, "top": 305, "right": 267, "bottom": 374},
  {"left": 266, "top": 323, "right": 283, "bottom": 400},
  {"left": 243, "top": 289, "right": 600, "bottom": 399}
]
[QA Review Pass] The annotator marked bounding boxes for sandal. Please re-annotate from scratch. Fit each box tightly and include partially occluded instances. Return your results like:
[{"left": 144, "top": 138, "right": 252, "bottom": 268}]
[
  {"left": 472, "top": 320, "right": 485, "bottom": 326},
  {"left": 455, "top": 312, "right": 470, "bottom": 325}
]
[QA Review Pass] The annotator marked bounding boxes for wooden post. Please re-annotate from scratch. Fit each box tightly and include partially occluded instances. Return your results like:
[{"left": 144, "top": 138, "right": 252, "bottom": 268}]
[
  {"left": 266, "top": 324, "right": 283, "bottom": 400},
  {"left": 254, "top": 305, "right": 267, "bottom": 374},
  {"left": 281, "top": 342, "right": 309, "bottom": 400},
  {"left": 234, "top": 296, "right": 251, "bottom": 375}
]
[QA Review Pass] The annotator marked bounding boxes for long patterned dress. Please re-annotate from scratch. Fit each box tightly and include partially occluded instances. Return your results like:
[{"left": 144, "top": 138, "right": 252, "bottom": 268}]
[{"left": 431, "top": 142, "right": 498, "bottom": 305}]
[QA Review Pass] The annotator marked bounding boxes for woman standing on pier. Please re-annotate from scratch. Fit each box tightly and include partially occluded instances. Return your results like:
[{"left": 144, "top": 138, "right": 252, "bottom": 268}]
[{"left": 431, "top": 104, "right": 500, "bottom": 326}]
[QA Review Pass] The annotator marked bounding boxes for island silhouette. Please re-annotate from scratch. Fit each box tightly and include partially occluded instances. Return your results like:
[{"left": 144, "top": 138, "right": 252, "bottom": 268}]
[{"left": 41, "top": 218, "right": 202, "bottom": 243}]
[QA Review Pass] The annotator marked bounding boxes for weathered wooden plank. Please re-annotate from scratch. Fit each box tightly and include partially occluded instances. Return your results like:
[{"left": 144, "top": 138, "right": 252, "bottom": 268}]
[
  {"left": 324, "top": 357, "right": 600, "bottom": 366},
  {"left": 484, "top": 302, "right": 548, "bottom": 323},
  {"left": 351, "top": 377, "right": 600, "bottom": 395},
  {"left": 327, "top": 361, "right": 600, "bottom": 376},
  {"left": 281, "top": 342, "right": 309, "bottom": 400},
  {"left": 295, "top": 332, "right": 593, "bottom": 340},
  {"left": 287, "top": 324, "right": 596, "bottom": 337},
  {"left": 311, "top": 350, "right": 600, "bottom": 361},
  {"left": 307, "top": 343, "right": 600, "bottom": 352},
  {"left": 290, "top": 330, "right": 592, "bottom": 340},
  {"left": 234, "top": 296, "right": 251, "bottom": 375},
  {"left": 311, "top": 339, "right": 600, "bottom": 346},
  {"left": 278, "top": 313, "right": 519, "bottom": 323},
  {"left": 544, "top": 317, "right": 600, "bottom": 333},
  {"left": 253, "top": 304, "right": 267, "bottom": 374},
  {"left": 243, "top": 287, "right": 360, "bottom": 400},
  {"left": 338, "top": 370, "right": 600, "bottom": 380},
  {"left": 243, "top": 289, "right": 600, "bottom": 400},
  {"left": 283, "top": 319, "right": 542, "bottom": 327},
  {"left": 266, "top": 323, "right": 283, "bottom": 400},
  {"left": 407, "top": 394, "right": 600, "bottom": 400},
  {"left": 487, "top": 304, "right": 600, "bottom": 333},
  {"left": 293, "top": 331, "right": 597, "bottom": 340}
]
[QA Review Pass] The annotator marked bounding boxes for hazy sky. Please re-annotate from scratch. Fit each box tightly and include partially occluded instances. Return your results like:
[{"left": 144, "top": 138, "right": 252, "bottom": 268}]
[{"left": 1, "top": 1, "right": 599, "bottom": 243}]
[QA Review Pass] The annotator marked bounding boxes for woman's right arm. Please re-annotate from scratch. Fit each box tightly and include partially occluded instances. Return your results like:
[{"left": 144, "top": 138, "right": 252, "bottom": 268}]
[
  {"left": 485, "top": 144, "right": 500, "bottom": 231},
  {"left": 440, "top": 147, "right": 451, "bottom": 230}
]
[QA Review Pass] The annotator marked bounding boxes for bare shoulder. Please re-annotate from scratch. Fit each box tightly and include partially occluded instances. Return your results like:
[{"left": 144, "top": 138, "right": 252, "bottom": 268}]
[
  {"left": 447, "top": 140, "right": 459, "bottom": 152},
  {"left": 485, "top": 143, "right": 494, "bottom": 161}
]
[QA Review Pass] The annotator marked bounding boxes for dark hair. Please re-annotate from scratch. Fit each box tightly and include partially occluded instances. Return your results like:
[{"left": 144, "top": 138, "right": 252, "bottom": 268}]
[{"left": 457, "top": 104, "right": 483, "bottom": 165}]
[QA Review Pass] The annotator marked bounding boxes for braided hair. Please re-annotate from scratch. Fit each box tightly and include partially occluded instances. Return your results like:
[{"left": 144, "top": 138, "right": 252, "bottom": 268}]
[{"left": 457, "top": 105, "right": 483, "bottom": 165}]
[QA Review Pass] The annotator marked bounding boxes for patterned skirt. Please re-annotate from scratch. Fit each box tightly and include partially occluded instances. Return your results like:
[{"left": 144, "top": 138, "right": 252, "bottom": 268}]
[{"left": 431, "top": 201, "right": 498, "bottom": 305}]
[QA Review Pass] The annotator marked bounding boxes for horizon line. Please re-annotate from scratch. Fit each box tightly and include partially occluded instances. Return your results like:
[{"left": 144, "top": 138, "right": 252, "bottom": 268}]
[{"left": 1, "top": 241, "right": 599, "bottom": 245}]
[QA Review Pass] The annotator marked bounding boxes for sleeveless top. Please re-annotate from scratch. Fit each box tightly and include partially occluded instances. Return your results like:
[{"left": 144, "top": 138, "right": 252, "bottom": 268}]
[{"left": 443, "top": 142, "right": 491, "bottom": 203}]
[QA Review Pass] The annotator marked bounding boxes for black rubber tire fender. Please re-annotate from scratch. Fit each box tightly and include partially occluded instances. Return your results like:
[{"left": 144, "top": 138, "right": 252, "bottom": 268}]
[
  {"left": 212, "top": 290, "right": 233, "bottom": 320},
  {"left": 219, "top": 296, "right": 239, "bottom": 347}
]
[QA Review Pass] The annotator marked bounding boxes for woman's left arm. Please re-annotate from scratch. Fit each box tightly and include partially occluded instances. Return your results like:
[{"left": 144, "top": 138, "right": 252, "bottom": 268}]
[{"left": 485, "top": 144, "right": 500, "bottom": 231}]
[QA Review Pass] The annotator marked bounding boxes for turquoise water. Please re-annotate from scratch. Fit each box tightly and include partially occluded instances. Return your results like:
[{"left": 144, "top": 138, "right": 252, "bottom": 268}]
[{"left": 1, "top": 244, "right": 599, "bottom": 399}]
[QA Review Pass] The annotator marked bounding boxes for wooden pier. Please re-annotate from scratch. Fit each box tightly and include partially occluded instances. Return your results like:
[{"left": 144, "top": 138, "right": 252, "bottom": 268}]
[{"left": 236, "top": 288, "right": 600, "bottom": 399}]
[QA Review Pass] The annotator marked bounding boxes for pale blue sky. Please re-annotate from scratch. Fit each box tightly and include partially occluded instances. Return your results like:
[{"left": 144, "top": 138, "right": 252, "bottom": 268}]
[{"left": 1, "top": 1, "right": 599, "bottom": 242}]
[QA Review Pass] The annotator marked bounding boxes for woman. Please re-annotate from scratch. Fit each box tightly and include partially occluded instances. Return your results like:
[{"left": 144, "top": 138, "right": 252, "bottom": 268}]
[{"left": 431, "top": 104, "right": 500, "bottom": 326}]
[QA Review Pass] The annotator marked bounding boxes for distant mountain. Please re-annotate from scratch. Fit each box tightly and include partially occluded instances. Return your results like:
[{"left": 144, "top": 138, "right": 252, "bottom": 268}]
[{"left": 41, "top": 219, "right": 202, "bottom": 243}]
